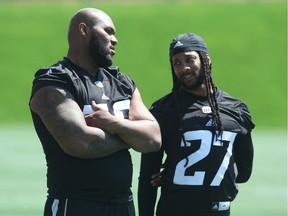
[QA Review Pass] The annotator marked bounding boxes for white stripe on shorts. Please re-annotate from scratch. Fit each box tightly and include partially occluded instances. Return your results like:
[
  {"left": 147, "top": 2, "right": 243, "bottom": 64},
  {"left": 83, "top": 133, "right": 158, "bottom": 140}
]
[
  {"left": 51, "top": 198, "right": 68, "bottom": 216},
  {"left": 64, "top": 199, "right": 68, "bottom": 216},
  {"left": 51, "top": 199, "right": 59, "bottom": 216}
]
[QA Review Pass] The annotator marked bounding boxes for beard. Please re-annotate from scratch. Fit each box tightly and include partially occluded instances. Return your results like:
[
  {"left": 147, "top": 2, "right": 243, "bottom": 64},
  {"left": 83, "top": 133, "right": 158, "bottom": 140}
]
[
  {"left": 179, "top": 70, "right": 205, "bottom": 90},
  {"left": 89, "top": 31, "right": 113, "bottom": 68}
]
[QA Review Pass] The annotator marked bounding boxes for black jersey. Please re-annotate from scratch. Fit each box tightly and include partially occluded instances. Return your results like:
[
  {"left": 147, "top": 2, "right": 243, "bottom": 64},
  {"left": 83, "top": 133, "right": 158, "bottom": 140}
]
[
  {"left": 30, "top": 58, "right": 136, "bottom": 203},
  {"left": 138, "top": 89, "right": 254, "bottom": 215}
]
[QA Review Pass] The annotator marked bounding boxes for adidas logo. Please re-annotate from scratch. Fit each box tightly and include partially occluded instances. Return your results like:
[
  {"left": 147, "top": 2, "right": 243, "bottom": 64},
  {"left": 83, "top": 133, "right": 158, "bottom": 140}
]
[
  {"left": 211, "top": 202, "right": 230, "bottom": 211},
  {"left": 173, "top": 41, "right": 183, "bottom": 48},
  {"left": 206, "top": 119, "right": 213, "bottom": 127},
  {"left": 46, "top": 68, "right": 52, "bottom": 75},
  {"left": 212, "top": 204, "right": 219, "bottom": 211}
]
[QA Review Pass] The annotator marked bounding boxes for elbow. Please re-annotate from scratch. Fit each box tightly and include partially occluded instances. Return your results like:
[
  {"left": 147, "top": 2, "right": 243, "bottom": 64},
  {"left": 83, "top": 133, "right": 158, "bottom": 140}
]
[
  {"left": 133, "top": 123, "right": 162, "bottom": 153},
  {"left": 236, "top": 175, "right": 251, "bottom": 183},
  {"left": 236, "top": 169, "right": 253, "bottom": 183},
  {"left": 147, "top": 124, "right": 162, "bottom": 152},
  {"left": 132, "top": 137, "right": 161, "bottom": 153},
  {"left": 235, "top": 159, "right": 253, "bottom": 183},
  {"left": 142, "top": 137, "right": 162, "bottom": 153},
  {"left": 151, "top": 137, "right": 162, "bottom": 152}
]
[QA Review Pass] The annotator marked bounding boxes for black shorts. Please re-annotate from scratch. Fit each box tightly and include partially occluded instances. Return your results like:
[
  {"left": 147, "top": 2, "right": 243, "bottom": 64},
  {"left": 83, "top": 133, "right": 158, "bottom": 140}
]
[{"left": 44, "top": 198, "right": 135, "bottom": 216}]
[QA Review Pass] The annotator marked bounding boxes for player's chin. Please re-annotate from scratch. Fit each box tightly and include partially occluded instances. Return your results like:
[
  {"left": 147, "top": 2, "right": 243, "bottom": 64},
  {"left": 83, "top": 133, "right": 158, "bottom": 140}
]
[
  {"left": 100, "top": 55, "right": 113, "bottom": 67},
  {"left": 180, "top": 80, "right": 196, "bottom": 88}
]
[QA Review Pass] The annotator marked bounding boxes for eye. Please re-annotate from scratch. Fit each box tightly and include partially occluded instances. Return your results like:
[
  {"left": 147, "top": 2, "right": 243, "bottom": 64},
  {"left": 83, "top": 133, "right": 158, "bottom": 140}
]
[
  {"left": 105, "top": 27, "right": 115, "bottom": 36},
  {"left": 187, "top": 55, "right": 196, "bottom": 62},
  {"left": 173, "top": 61, "right": 180, "bottom": 67}
]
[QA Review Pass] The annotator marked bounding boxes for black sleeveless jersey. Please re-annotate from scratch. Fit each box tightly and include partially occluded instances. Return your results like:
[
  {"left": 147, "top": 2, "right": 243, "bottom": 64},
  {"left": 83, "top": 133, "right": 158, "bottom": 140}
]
[
  {"left": 138, "top": 89, "right": 255, "bottom": 215},
  {"left": 30, "top": 58, "right": 136, "bottom": 203}
]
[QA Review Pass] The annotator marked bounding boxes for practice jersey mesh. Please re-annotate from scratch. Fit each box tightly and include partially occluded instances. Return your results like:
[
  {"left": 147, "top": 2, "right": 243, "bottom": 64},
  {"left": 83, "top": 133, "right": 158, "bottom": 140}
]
[
  {"left": 138, "top": 89, "right": 255, "bottom": 215},
  {"left": 30, "top": 58, "right": 136, "bottom": 203}
]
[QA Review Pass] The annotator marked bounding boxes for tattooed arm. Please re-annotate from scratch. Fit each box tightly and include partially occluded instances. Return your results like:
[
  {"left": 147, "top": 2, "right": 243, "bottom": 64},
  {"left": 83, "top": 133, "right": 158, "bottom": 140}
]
[{"left": 30, "top": 86, "right": 129, "bottom": 159}]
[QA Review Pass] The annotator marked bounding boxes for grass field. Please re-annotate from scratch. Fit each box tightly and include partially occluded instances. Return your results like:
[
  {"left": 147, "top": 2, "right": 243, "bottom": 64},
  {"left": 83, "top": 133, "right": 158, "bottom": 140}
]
[
  {"left": 0, "top": 125, "right": 286, "bottom": 216},
  {"left": 0, "top": 2, "right": 286, "bottom": 128}
]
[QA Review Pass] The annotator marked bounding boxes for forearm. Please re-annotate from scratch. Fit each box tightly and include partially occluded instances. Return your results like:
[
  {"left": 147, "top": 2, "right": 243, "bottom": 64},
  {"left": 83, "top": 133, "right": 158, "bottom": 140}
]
[
  {"left": 138, "top": 151, "right": 163, "bottom": 216},
  {"left": 84, "top": 91, "right": 161, "bottom": 153},
  {"left": 138, "top": 177, "right": 158, "bottom": 216},
  {"left": 110, "top": 118, "right": 161, "bottom": 153},
  {"left": 58, "top": 125, "right": 129, "bottom": 159},
  {"left": 31, "top": 87, "right": 128, "bottom": 159},
  {"left": 83, "top": 127, "right": 129, "bottom": 158}
]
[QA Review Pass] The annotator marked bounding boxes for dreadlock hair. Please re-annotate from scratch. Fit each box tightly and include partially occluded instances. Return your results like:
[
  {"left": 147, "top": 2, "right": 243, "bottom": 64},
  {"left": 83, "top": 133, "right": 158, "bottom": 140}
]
[
  {"left": 198, "top": 51, "right": 223, "bottom": 138},
  {"left": 171, "top": 51, "right": 223, "bottom": 139},
  {"left": 169, "top": 33, "right": 224, "bottom": 140},
  {"left": 169, "top": 33, "right": 224, "bottom": 167}
]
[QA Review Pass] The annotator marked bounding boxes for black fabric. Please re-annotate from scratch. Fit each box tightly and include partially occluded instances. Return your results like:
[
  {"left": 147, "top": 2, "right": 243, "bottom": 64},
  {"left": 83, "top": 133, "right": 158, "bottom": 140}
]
[
  {"left": 138, "top": 89, "right": 254, "bottom": 216},
  {"left": 44, "top": 198, "right": 135, "bottom": 216},
  {"left": 30, "top": 58, "right": 136, "bottom": 203}
]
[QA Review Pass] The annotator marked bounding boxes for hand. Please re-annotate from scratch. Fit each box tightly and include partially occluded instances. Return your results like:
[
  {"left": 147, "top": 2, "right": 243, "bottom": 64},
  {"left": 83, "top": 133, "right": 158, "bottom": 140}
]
[
  {"left": 151, "top": 172, "right": 162, "bottom": 187},
  {"left": 151, "top": 163, "right": 165, "bottom": 187},
  {"left": 85, "top": 101, "right": 116, "bottom": 133}
]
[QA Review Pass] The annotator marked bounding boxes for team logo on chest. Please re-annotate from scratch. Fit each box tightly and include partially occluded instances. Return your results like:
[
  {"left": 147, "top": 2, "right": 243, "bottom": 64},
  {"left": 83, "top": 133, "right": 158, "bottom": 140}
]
[{"left": 201, "top": 106, "right": 212, "bottom": 114}]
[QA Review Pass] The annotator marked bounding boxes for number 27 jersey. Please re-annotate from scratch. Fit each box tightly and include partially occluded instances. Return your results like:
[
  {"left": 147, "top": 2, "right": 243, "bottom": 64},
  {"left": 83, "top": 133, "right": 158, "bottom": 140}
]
[{"left": 149, "top": 89, "right": 255, "bottom": 209}]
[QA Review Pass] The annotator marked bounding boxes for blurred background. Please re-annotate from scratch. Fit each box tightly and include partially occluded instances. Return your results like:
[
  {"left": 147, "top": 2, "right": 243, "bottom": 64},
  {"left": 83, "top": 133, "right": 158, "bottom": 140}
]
[{"left": 0, "top": 0, "right": 286, "bottom": 215}]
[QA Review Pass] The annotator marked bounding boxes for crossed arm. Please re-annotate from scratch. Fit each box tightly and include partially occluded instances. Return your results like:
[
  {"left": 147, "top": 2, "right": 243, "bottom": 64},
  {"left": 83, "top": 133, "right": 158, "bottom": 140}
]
[
  {"left": 30, "top": 86, "right": 161, "bottom": 159},
  {"left": 85, "top": 88, "right": 161, "bottom": 153}
]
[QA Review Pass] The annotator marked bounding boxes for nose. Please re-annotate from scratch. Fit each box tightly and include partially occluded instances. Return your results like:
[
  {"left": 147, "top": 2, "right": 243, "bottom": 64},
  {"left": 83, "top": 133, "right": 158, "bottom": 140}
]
[
  {"left": 182, "top": 64, "right": 191, "bottom": 72},
  {"left": 111, "top": 35, "right": 118, "bottom": 46}
]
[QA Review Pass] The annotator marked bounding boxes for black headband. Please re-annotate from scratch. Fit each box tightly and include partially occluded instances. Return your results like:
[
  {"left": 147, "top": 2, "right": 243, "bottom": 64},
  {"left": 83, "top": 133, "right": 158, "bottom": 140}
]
[{"left": 169, "top": 33, "right": 208, "bottom": 58}]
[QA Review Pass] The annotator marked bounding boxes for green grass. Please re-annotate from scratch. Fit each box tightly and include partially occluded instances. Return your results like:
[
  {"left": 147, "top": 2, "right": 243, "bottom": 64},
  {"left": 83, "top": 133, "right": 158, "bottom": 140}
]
[
  {"left": 0, "top": 2, "right": 286, "bottom": 128},
  {"left": 0, "top": 125, "right": 286, "bottom": 215}
]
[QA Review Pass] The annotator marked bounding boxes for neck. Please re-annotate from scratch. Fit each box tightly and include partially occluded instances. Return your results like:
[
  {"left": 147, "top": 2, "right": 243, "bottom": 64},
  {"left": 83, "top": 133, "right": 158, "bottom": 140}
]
[{"left": 67, "top": 49, "right": 99, "bottom": 76}]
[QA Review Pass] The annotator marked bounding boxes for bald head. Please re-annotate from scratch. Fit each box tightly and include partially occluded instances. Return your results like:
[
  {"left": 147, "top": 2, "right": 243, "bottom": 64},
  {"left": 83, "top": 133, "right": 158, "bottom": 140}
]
[
  {"left": 68, "top": 8, "right": 112, "bottom": 45},
  {"left": 66, "top": 8, "right": 117, "bottom": 73}
]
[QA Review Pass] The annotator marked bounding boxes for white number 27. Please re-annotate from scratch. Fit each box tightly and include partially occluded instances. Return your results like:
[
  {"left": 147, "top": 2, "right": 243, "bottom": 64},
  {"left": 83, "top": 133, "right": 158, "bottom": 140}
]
[{"left": 173, "top": 130, "right": 237, "bottom": 186}]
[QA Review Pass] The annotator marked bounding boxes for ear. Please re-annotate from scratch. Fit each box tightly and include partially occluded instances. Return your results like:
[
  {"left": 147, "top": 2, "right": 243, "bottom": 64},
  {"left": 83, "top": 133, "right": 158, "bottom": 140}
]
[
  {"left": 79, "top": 22, "right": 88, "bottom": 37},
  {"left": 206, "top": 54, "right": 212, "bottom": 71},
  {"left": 206, "top": 54, "right": 212, "bottom": 65}
]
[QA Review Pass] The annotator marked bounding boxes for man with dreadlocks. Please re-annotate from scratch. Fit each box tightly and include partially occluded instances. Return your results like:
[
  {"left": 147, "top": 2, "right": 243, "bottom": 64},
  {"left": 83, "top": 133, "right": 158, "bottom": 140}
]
[{"left": 138, "top": 33, "right": 255, "bottom": 216}]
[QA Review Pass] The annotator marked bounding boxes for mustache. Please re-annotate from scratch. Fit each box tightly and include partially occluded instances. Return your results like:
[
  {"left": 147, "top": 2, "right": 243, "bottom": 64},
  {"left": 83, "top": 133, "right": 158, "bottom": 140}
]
[{"left": 179, "top": 71, "right": 196, "bottom": 80}]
